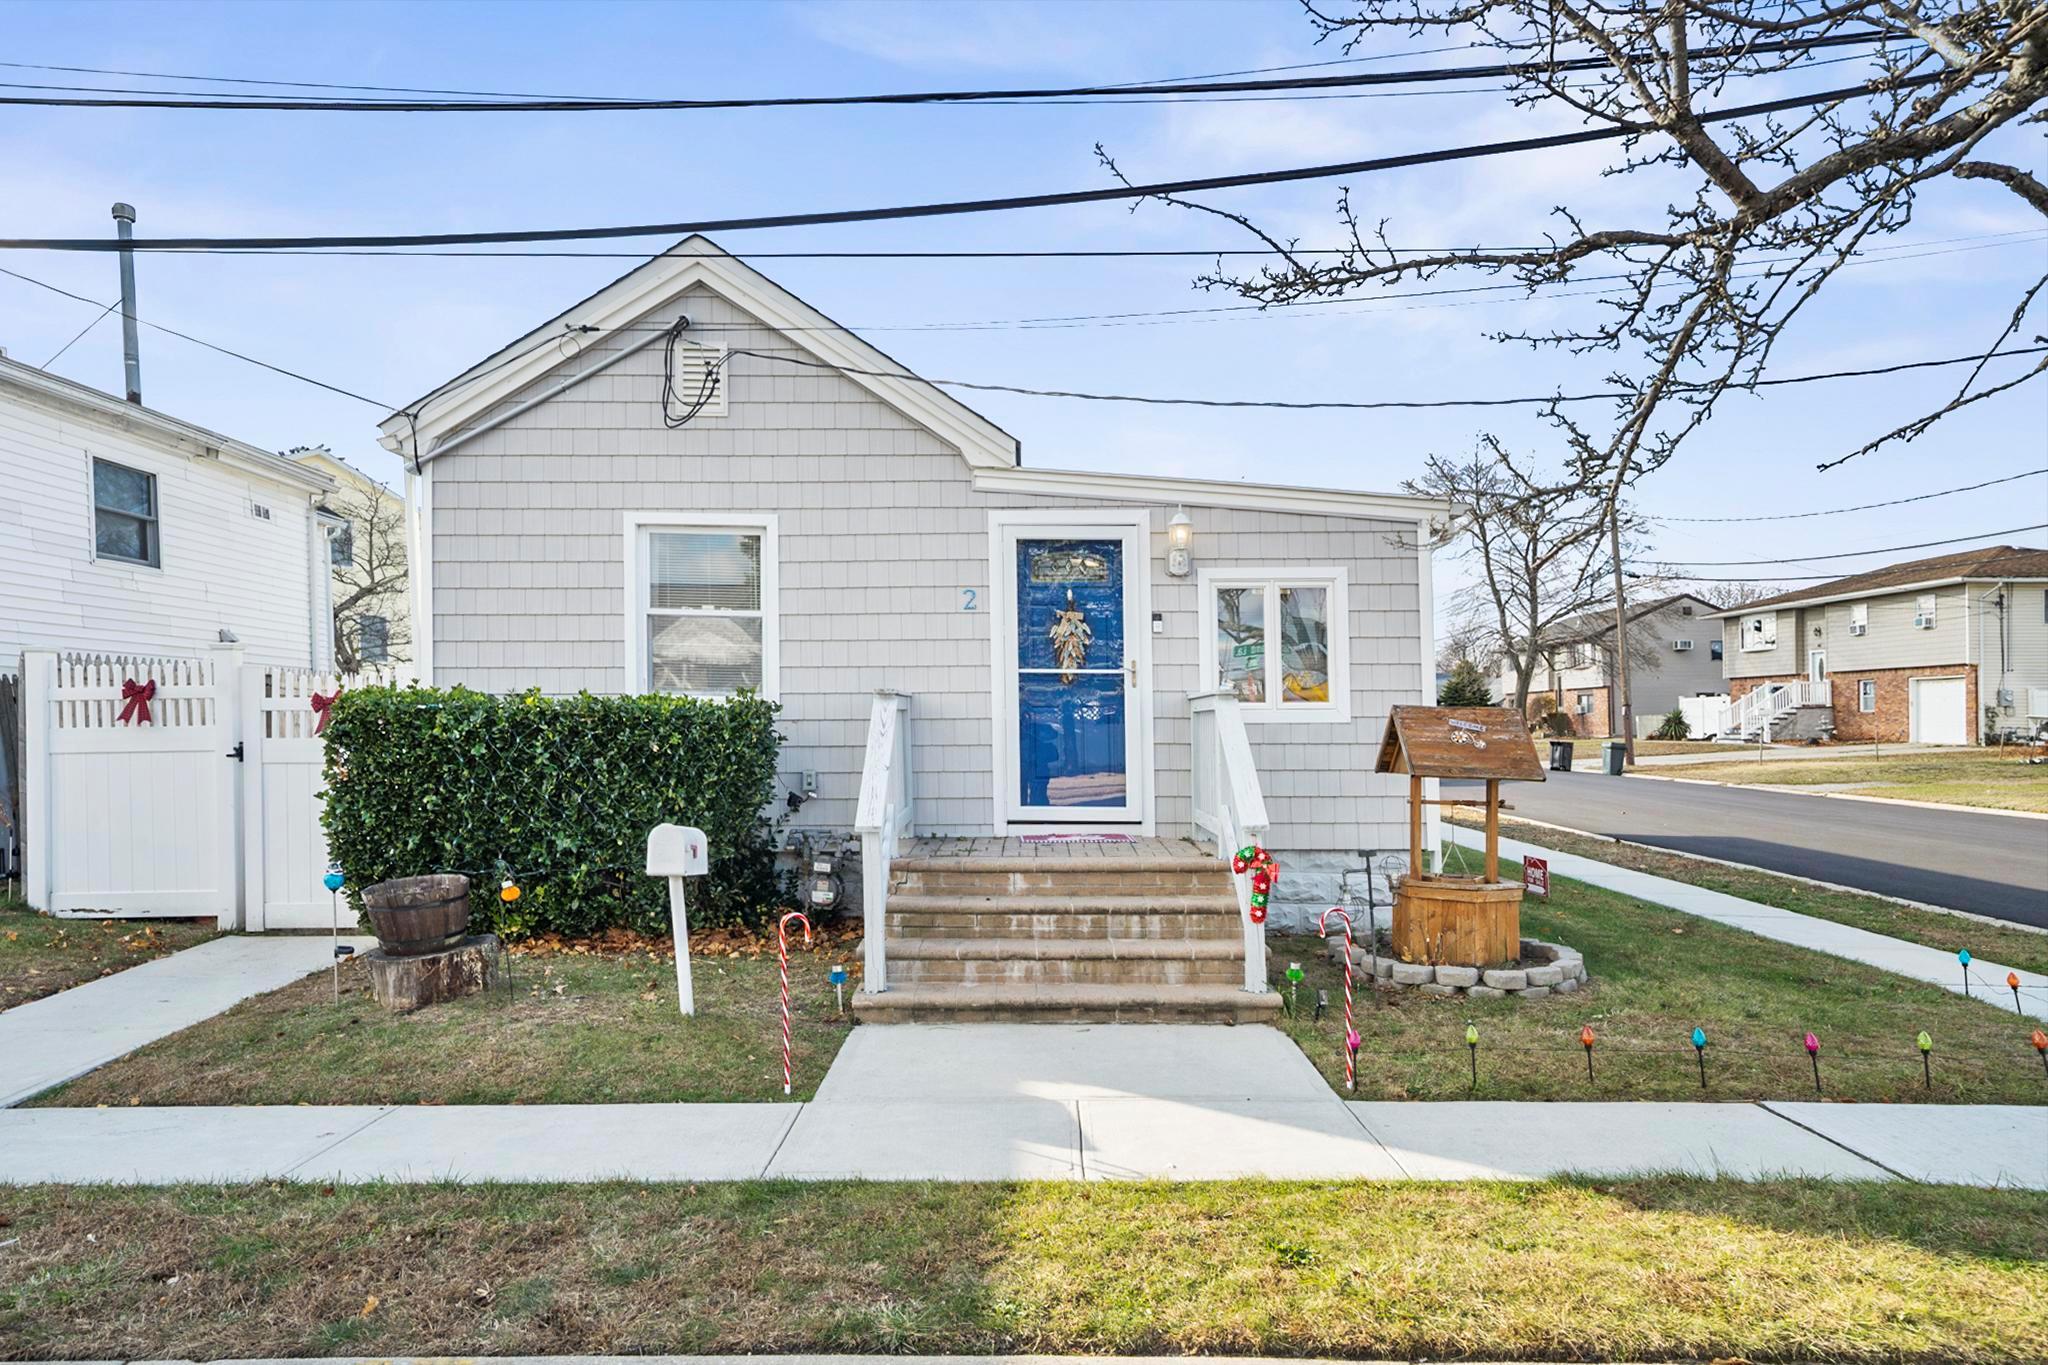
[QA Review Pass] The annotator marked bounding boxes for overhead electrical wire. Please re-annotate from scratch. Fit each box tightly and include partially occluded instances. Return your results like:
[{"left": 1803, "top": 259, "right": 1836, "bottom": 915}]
[
  {"left": 666, "top": 340, "right": 2046, "bottom": 413},
  {"left": 0, "top": 40, "right": 1483, "bottom": 104},
  {"left": 0, "top": 74, "right": 1947, "bottom": 253},
  {"left": 1653, "top": 524, "right": 2048, "bottom": 567},
  {"left": 0, "top": 31, "right": 1893, "bottom": 111},
  {"left": 1657, "top": 468, "right": 2048, "bottom": 522},
  {"left": 9, "top": 251, "right": 2038, "bottom": 419}
]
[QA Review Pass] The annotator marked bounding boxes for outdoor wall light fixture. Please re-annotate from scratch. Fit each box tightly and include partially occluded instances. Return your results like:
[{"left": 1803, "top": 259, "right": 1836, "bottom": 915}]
[{"left": 1167, "top": 507, "right": 1194, "bottom": 577}]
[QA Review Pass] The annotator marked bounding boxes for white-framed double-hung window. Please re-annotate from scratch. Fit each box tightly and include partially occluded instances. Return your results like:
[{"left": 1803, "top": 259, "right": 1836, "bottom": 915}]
[
  {"left": 625, "top": 513, "right": 779, "bottom": 699},
  {"left": 1199, "top": 567, "right": 1350, "bottom": 722}
]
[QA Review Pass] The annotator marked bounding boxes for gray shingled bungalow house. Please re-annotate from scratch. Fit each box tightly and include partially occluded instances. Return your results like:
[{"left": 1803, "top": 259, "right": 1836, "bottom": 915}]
[{"left": 377, "top": 238, "right": 1448, "bottom": 1021}]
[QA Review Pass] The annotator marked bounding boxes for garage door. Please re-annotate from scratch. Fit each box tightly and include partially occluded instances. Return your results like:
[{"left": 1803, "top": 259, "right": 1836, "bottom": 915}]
[{"left": 1910, "top": 676, "right": 1968, "bottom": 745}]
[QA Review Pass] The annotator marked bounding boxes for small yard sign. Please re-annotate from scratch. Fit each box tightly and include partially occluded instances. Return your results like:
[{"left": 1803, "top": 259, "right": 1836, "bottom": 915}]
[{"left": 1523, "top": 856, "right": 1550, "bottom": 898}]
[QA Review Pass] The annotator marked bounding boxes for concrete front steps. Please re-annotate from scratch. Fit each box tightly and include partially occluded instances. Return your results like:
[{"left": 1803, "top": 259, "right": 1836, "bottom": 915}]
[{"left": 852, "top": 851, "right": 1280, "bottom": 1024}]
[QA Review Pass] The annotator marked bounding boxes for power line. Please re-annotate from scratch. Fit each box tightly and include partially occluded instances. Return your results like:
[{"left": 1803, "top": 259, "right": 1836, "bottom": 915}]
[
  {"left": 1653, "top": 524, "right": 2048, "bottom": 567},
  {"left": 0, "top": 75, "right": 1945, "bottom": 254},
  {"left": 0, "top": 32, "right": 1891, "bottom": 112},
  {"left": 0, "top": 265, "right": 393, "bottom": 408},
  {"left": 701, "top": 342, "right": 2045, "bottom": 413},
  {"left": 1657, "top": 468, "right": 2048, "bottom": 523},
  {"left": 0, "top": 41, "right": 1484, "bottom": 104},
  {"left": 39, "top": 297, "right": 120, "bottom": 368}
]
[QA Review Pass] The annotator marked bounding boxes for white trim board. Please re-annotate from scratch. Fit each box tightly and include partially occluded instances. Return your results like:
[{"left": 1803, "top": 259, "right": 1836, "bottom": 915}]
[
  {"left": 623, "top": 511, "right": 782, "bottom": 701},
  {"left": 987, "top": 508, "right": 1155, "bottom": 837},
  {"left": 973, "top": 463, "right": 1447, "bottom": 523},
  {"left": 379, "top": 237, "right": 1018, "bottom": 470}
]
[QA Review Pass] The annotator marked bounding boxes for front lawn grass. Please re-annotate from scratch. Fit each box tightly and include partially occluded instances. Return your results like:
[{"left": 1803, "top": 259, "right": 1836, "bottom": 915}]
[
  {"left": 0, "top": 907, "right": 216, "bottom": 1011},
  {"left": 1, "top": 1178, "right": 2041, "bottom": 1362},
  {"left": 1452, "top": 811, "right": 2048, "bottom": 974},
  {"left": 33, "top": 931, "right": 855, "bottom": 1106},
  {"left": 1271, "top": 853, "right": 2048, "bottom": 1103},
  {"left": 1657, "top": 745, "right": 2048, "bottom": 812}
]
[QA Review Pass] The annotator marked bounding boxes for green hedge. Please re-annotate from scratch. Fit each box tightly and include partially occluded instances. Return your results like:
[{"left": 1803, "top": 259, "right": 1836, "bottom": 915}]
[{"left": 321, "top": 686, "right": 782, "bottom": 936}]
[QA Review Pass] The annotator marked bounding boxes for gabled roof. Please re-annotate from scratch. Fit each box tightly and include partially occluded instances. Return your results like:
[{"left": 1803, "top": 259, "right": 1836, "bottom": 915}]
[
  {"left": 376, "top": 234, "right": 1019, "bottom": 469},
  {"left": 1540, "top": 593, "right": 1714, "bottom": 646},
  {"left": 1705, "top": 545, "right": 2048, "bottom": 617},
  {"left": 0, "top": 353, "right": 332, "bottom": 495}
]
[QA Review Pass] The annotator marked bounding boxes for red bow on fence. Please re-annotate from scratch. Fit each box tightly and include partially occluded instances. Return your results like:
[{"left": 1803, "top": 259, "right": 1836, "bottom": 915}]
[
  {"left": 310, "top": 686, "right": 343, "bottom": 736},
  {"left": 117, "top": 678, "right": 156, "bottom": 725}
]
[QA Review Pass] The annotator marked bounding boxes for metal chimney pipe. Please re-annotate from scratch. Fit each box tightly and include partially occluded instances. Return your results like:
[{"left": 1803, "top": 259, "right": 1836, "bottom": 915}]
[{"left": 110, "top": 202, "right": 141, "bottom": 404}]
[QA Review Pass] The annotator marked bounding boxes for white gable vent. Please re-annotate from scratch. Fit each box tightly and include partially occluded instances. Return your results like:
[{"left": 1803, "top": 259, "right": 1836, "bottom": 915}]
[{"left": 662, "top": 341, "right": 729, "bottom": 420}]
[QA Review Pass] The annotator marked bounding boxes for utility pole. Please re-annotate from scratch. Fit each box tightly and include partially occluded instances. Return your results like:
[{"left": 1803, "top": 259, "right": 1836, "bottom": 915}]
[
  {"left": 1607, "top": 507, "right": 1635, "bottom": 764},
  {"left": 111, "top": 202, "right": 141, "bottom": 404}
]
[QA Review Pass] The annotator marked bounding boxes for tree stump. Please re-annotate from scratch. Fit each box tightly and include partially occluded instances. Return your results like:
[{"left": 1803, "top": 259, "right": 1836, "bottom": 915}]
[{"left": 364, "top": 933, "right": 503, "bottom": 1013}]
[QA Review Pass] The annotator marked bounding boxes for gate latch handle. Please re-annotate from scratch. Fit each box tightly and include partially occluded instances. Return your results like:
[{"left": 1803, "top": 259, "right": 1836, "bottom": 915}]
[{"left": 226, "top": 742, "right": 245, "bottom": 763}]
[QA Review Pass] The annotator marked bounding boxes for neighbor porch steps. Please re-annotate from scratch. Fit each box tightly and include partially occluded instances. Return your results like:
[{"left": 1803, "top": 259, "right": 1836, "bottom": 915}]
[{"left": 853, "top": 847, "right": 1280, "bottom": 1024}]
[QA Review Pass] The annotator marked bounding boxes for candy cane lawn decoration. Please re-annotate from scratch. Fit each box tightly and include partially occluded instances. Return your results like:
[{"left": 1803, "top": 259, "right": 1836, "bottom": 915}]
[
  {"left": 1318, "top": 906, "right": 1358, "bottom": 1091},
  {"left": 778, "top": 910, "right": 813, "bottom": 1096}
]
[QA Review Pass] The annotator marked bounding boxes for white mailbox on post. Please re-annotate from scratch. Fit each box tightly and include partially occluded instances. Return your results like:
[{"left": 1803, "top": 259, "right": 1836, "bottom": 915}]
[{"left": 646, "top": 824, "right": 709, "bottom": 1016}]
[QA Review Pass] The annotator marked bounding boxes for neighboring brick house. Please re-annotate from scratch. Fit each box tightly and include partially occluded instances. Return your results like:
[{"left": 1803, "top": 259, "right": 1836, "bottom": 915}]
[
  {"left": 1708, "top": 545, "right": 2048, "bottom": 745},
  {"left": 1496, "top": 593, "right": 1723, "bottom": 738}
]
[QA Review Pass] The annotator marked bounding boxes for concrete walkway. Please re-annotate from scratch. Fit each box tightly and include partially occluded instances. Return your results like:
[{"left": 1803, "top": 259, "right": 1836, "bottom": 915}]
[
  {"left": 1627, "top": 743, "right": 1952, "bottom": 768},
  {"left": 2, "top": 1025, "right": 2040, "bottom": 1187},
  {"left": 0, "top": 934, "right": 372, "bottom": 1108},
  {"left": 1447, "top": 825, "right": 2048, "bottom": 1020}
]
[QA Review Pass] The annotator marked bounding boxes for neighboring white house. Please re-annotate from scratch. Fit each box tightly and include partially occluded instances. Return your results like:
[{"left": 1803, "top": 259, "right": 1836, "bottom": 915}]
[
  {"left": 1709, "top": 545, "right": 2048, "bottom": 745},
  {"left": 376, "top": 237, "right": 1450, "bottom": 934},
  {"left": 288, "top": 445, "right": 410, "bottom": 670},
  {"left": 0, "top": 351, "right": 338, "bottom": 674}
]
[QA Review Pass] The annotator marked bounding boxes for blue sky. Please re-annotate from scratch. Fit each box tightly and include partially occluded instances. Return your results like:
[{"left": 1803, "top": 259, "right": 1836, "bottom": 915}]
[{"left": 3, "top": 0, "right": 2043, "bottom": 616}]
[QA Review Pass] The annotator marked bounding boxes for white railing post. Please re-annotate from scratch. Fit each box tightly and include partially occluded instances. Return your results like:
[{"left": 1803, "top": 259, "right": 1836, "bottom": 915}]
[
  {"left": 854, "top": 690, "right": 912, "bottom": 994},
  {"left": 1188, "top": 689, "right": 1271, "bottom": 994},
  {"left": 20, "top": 650, "right": 54, "bottom": 912}
]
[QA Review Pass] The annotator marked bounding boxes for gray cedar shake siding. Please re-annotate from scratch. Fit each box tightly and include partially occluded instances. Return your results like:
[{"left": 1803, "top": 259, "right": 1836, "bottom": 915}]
[{"left": 394, "top": 250, "right": 1440, "bottom": 918}]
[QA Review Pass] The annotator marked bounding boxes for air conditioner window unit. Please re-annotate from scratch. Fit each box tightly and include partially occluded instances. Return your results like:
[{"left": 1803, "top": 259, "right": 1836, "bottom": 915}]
[
  {"left": 1671, "top": 639, "right": 1693, "bottom": 651},
  {"left": 1848, "top": 622, "right": 1866, "bottom": 635}
]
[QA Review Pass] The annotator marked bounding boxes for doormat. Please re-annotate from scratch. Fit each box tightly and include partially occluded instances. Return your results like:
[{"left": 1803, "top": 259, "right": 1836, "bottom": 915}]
[{"left": 1019, "top": 832, "right": 1135, "bottom": 844}]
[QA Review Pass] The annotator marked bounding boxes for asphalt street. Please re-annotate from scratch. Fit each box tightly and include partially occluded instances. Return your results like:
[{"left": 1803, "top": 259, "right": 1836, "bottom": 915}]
[{"left": 1446, "top": 770, "right": 2048, "bottom": 929}]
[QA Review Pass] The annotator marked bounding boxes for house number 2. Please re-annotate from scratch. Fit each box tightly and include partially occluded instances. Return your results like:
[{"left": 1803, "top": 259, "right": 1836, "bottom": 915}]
[{"left": 960, "top": 588, "right": 978, "bottom": 611}]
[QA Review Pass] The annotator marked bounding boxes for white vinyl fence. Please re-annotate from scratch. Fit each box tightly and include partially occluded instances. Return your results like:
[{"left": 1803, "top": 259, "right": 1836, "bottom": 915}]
[{"left": 19, "top": 647, "right": 406, "bottom": 928}]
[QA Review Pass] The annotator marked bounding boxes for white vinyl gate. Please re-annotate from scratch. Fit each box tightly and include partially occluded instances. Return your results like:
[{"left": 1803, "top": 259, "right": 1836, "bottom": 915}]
[{"left": 21, "top": 647, "right": 403, "bottom": 926}]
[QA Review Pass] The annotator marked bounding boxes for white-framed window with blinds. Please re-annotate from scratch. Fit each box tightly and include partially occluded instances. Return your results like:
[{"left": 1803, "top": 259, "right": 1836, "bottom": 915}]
[
  {"left": 624, "top": 512, "right": 779, "bottom": 699},
  {"left": 1198, "top": 566, "right": 1350, "bottom": 723}
]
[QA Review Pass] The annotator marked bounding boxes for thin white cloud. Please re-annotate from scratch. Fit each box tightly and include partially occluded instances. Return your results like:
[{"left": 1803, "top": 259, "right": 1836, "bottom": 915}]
[{"left": 794, "top": 0, "right": 1110, "bottom": 72}]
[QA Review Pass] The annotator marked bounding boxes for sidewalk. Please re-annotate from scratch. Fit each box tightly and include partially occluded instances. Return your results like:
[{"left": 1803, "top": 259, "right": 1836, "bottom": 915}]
[
  {"left": 0, "top": 933, "right": 373, "bottom": 1108},
  {"left": 1626, "top": 743, "right": 1952, "bottom": 768},
  {"left": 2, "top": 1025, "right": 2040, "bottom": 1186},
  {"left": 1447, "top": 825, "right": 2048, "bottom": 1021}
]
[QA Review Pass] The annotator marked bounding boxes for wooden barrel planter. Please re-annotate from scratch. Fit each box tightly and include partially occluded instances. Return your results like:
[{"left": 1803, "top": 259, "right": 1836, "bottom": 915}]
[
  {"left": 1392, "top": 874, "right": 1523, "bottom": 967},
  {"left": 360, "top": 873, "right": 472, "bottom": 958}
]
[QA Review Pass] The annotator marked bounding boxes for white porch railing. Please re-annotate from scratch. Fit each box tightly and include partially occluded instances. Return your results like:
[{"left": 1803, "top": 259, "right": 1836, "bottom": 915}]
[
  {"left": 1727, "top": 679, "right": 1832, "bottom": 740},
  {"left": 1188, "top": 689, "right": 1271, "bottom": 993},
  {"left": 853, "top": 689, "right": 914, "bottom": 993}
]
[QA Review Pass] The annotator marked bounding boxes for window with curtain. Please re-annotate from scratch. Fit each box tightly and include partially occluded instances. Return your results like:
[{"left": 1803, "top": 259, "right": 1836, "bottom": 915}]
[
  {"left": 1204, "top": 570, "right": 1349, "bottom": 720},
  {"left": 358, "top": 614, "right": 390, "bottom": 663},
  {"left": 642, "top": 526, "right": 767, "bottom": 696},
  {"left": 92, "top": 457, "right": 159, "bottom": 567}
]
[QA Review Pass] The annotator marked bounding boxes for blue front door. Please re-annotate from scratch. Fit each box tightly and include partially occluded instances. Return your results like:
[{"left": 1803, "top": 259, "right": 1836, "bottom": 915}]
[{"left": 1011, "top": 532, "right": 1139, "bottom": 819}]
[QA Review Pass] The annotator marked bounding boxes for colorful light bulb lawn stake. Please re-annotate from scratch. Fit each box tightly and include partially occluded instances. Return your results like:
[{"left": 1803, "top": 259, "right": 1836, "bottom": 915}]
[
  {"left": 777, "top": 911, "right": 813, "bottom": 1096},
  {"left": 829, "top": 963, "right": 849, "bottom": 1015},
  {"left": 1466, "top": 1023, "right": 1479, "bottom": 1091},
  {"left": 322, "top": 867, "right": 349, "bottom": 1004},
  {"left": 1805, "top": 1032, "right": 1823, "bottom": 1094},
  {"left": 1917, "top": 1030, "right": 1934, "bottom": 1089},
  {"left": 1580, "top": 1025, "right": 1596, "bottom": 1083},
  {"left": 2033, "top": 1030, "right": 2048, "bottom": 1081},
  {"left": 500, "top": 877, "right": 521, "bottom": 905},
  {"left": 1314, "top": 989, "right": 1328, "bottom": 1023},
  {"left": 1285, "top": 961, "right": 1304, "bottom": 1012},
  {"left": 1691, "top": 1027, "right": 1708, "bottom": 1089},
  {"left": 1317, "top": 907, "right": 1357, "bottom": 1092},
  {"left": 1958, "top": 948, "right": 1972, "bottom": 996},
  {"left": 2009, "top": 972, "right": 2025, "bottom": 1015}
]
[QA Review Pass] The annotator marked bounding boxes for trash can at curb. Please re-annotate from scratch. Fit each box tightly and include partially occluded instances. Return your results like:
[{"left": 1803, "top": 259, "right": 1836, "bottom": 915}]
[
  {"left": 1548, "top": 739, "right": 1575, "bottom": 772},
  {"left": 1602, "top": 739, "right": 1627, "bottom": 775}
]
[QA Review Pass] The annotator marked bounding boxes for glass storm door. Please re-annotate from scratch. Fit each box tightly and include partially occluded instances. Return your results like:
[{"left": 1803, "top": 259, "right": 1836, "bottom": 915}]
[{"left": 1006, "top": 526, "right": 1144, "bottom": 823}]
